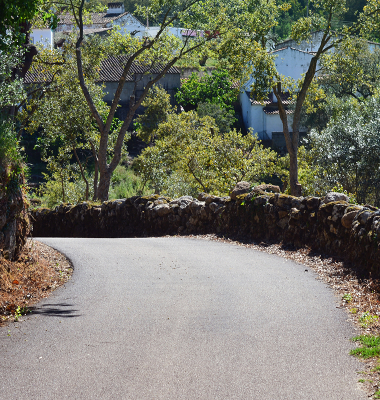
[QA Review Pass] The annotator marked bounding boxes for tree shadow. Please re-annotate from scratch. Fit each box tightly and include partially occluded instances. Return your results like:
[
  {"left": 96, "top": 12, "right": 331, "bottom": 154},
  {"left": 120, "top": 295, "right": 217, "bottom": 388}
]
[{"left": 29, "top": 303, "right": 81, "bottom": 318}]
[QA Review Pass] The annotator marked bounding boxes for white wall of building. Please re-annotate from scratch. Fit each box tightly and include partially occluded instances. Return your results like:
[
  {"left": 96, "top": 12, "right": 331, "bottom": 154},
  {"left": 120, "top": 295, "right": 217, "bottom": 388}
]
[
  {"left": 266, "top": 113, "right": 288, "bottom": 138},
  {"left": 274, "top": 47, "right": 315, "bottom": 82},
  {"left": 114, "top": 14, "right": 146, "bottom": 38},
  {"left": 240, "top": 91, "right": 293, "bottom": 140},
  {"left": 30, "top": 28, "right": 53, "bottom": 49},
  {"left": 274, "top": 31, "right": 327, "bottom": 52}
]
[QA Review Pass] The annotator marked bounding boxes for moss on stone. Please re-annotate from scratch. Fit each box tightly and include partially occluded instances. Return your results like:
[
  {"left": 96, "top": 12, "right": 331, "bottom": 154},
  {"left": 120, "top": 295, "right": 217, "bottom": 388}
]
[{"left": 320, "top": 200, "right": 349, "bottom": 210}]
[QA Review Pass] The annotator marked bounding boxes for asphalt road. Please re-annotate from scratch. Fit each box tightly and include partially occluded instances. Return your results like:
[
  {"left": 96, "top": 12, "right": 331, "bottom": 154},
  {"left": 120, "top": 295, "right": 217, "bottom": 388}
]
[{"left": 0, "top": 237, "right": 366, "bottom": 399}]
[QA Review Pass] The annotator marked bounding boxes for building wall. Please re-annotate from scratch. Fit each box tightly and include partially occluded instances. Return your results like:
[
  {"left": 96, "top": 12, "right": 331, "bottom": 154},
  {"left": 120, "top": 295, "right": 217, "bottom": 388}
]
[
  {"left": 274, "top": 31, "right": 327, "bottom": 52},
  {"left": 274, "top": 47, "right": 315, "bottom": 82},
  {"left": 102, "top": 73, "right": 180, "bottom": 127},
  {"left": 30, "top": 29, "right": 53, "bottom": 49},
  {"left": 240, "top": 92, "right": 292, "bottom": 140},
  {"left": 102, "top": 73, "right": 180, "bottom": 103},
  {"left": 266, "top": 114, "right": 287, "bottom": 139},
  {"left": 114, "top": 15, "right": 146, "bottom": 38}
]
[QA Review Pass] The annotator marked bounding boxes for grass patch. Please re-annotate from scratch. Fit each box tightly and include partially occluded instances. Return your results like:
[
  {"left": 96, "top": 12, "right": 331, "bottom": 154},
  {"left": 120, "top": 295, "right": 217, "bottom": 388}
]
[
  {"left": 359, "top": 312, "right": 379, "bottom": 328},
  {"left": 351, "top": 336, "right": 380, "bottom": 359}
]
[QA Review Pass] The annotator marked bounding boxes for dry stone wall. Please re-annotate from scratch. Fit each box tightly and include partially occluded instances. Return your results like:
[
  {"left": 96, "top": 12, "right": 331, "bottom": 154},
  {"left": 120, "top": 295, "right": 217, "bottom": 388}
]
[{"left": 30, "top": 191, "right": 380, "bottom": 276}]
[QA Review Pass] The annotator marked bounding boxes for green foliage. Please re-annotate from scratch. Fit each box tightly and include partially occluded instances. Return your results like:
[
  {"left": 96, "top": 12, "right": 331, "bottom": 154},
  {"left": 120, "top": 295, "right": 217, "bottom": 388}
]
[
  {"left": 342, "top": 293, "right": 353, "bottom": 303},
  {"left": 14, "top": 305, "right": 30, "bottom": 322},
  {"left": 37, "top": 162, "right": 89, "bottom": 208},
  {"left": 278, "top": 146, "right": 328, "bottom": 196},
  {"left": 22, "top": 34, "right": 128, "bottom": 202},
  {"left": 351, "top": 336, "right": 380, "bottom": 358},
  {"left": 359, "top": 312, "right": 379, "bottom": 328},
  {"left": 320, "top": 37, "right": 380, "bottom": 100},
  {"left": 109, "top": 164, "right": 150, "bottom": 199},
  {"left": 175, "top": 69, "right": 237, "bottom": 112},
  {"left": 136, "top": 111, "right": 280, "bottom": 197},
  {"left": 307, "top": 95, "right": 380, "bottom": 205},
  {"left": 196, "top": 102, "right": 235, "bottom": 133},
  {"left": 135, "top": 86, "right": 174, "bottom": 143},
  {"left": 0, "top": 0, "right": 44, "bottom": 49},
  {"left": 0, "top": 119, "right": 23, "bottom": 171},
  {"left": 0, "top": 37, "right": 26, "bottom": 109}
]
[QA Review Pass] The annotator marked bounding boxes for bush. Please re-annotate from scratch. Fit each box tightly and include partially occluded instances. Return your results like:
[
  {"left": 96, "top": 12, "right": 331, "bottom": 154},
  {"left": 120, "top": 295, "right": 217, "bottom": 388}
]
[{"left": 109, "top": 165, "right": 150, "bottom": 200}]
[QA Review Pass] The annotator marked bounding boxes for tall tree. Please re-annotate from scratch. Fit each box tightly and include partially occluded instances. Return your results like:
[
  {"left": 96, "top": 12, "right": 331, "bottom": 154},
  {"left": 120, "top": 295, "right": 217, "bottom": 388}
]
[
  {"left": 252, "top": 0, "right": 380, "bottom": 196},
  {"left": 60, "top": 0, "right": 280, "bottom": 201}
]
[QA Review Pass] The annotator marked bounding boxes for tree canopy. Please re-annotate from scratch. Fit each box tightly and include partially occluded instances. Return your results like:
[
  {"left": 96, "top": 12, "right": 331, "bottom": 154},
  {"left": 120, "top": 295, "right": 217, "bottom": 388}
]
[
  {"left": 308, "top": 96, "right": 380, "bottom": 206},
  {"left": 136, "top": 110, "right": 279, "bottom": 197}
]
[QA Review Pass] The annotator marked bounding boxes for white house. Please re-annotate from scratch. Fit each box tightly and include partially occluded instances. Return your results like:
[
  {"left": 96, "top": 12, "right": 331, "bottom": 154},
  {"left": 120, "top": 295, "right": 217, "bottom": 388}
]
[
  {"left": 56, "top": 2, "right": 147, "bottom": 39},
  {"left": 241, "top": 46, "right": 315, "bottom": 141},
  {"left": 30, "top": 28, "right": 54, "bottom": 50},
  {"left": 241, "top": 33, "right": 380, "bottom": 142}
]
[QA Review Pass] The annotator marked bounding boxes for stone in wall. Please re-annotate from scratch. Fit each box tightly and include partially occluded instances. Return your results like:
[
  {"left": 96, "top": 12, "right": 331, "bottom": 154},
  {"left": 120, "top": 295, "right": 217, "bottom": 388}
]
[{"left": 30, "top": 188, "right": 380, "bottom": 277}]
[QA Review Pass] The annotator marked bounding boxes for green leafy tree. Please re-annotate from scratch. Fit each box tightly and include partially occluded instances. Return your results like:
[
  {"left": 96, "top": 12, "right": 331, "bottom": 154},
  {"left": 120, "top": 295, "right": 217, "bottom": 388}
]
[
  {"left": 22, "top": 34, "right": 124, "bottom": 202},
  {"left": 308, "top": 96, "right": 380, "bottom": 205},
  {"left": 57, "top": 0, "right": 286, "bottom": 201},
  {"left": 250, "top": 0, "right": 380, "bottom": 196},
  {"left": 0, "top": 0, "right": 57, "bottom": 109},
  {"left": 136, "top": 110, "right": 279, "bottom": 197},
  {"left": 196, "top": 102, "right": 235, "bottom": 133},
  {"left": 134, "top": 86, "right": 174, "bottom": 143},
  {"left": 320, "top": 37, "right": 380, "bottom": 100},
  {"left": 300, "top": 37, "right": 380, "bottom": 133},
  {"left": 175, "top": 69, "right": 237, "bottom": 111}
]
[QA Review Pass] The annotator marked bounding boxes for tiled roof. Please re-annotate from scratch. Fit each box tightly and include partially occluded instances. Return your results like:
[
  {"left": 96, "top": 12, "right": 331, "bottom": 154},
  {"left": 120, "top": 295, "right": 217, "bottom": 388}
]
[
  {"left": 23, "top": 64, "right": 54, "bottom": 84},
  {"left": 57, "top": 11, "right": 144, "bottom": 26},
  {"left": 271, "top": 46, "right": 288, "bottom": 54},
  {"left": 98, "top": 56, "right": 180, "bottom": 82},
  {"left": 61, "top": 27, "right": 113, "bottom": 36},
  {"left": 263, "top": 108, "right": 293, "bottom": 115},
  {"left": 83, "top": 27, "right": 113, "bottom": 35},
  {"left": 270, "top": 46, "right": 314, "bottom": 55},
  {"left": 249, "top": 91, "right": 292, "bottom": 105},
  {"left": 24, "top": 56, "right": 180, "bottom": 84}
]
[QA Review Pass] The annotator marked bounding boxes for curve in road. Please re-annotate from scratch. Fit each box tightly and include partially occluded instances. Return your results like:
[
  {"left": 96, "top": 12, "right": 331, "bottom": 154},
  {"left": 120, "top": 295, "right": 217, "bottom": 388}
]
[{"left": 0, "top": 237, "right": 365, "bottom": 399}]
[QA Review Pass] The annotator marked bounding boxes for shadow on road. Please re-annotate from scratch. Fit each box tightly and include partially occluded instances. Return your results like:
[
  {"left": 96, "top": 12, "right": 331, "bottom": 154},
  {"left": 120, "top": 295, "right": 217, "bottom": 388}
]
[{"left": 30, "top": 303, "right": 80, "bottom": 318}]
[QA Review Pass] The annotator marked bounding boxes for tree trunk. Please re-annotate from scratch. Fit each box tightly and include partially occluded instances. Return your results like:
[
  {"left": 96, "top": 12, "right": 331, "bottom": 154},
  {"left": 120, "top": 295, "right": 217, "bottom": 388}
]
[
  {"left": 96, "top": 168, "right": 112, "bottom": 202},
  {"left": 273, "top": 83, "right": 302, "bottom": 196}
]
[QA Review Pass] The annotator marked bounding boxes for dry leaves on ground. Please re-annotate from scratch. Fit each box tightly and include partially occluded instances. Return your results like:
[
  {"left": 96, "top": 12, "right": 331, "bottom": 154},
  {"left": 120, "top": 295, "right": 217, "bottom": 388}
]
[{"left": 0, "top": 239, "right": 72, "bottom": 326}]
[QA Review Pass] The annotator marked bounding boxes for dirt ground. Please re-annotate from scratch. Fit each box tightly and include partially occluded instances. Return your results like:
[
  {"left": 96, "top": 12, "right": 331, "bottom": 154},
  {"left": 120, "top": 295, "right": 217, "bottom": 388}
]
[{"left": 0, "top": 239, "right": 72, "bottom": 326}]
